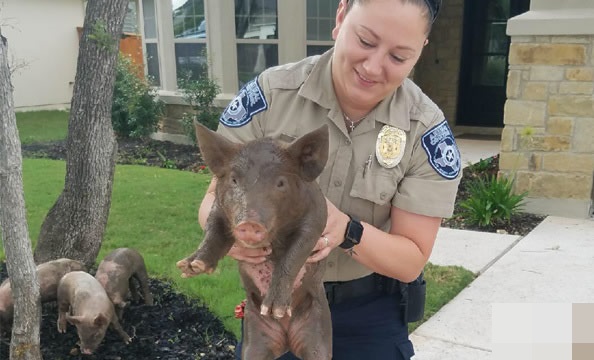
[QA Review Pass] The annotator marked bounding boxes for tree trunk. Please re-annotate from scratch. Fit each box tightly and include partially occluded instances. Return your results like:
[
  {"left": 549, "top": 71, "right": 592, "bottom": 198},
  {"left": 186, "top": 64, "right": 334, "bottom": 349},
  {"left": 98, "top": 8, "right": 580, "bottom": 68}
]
[
  {"left": 34, "top": 0, "right": 128, "bottom": 268},
  {"left": 0, "top": 32, "right": 42, "bottom": 360}
]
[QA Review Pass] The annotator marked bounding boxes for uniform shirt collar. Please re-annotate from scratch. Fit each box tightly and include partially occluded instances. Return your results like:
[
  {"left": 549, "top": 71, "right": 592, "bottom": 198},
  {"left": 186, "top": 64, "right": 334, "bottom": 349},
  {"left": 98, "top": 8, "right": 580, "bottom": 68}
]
[{"left": 299, "top": 48, "right": 411, "bottom": 132}]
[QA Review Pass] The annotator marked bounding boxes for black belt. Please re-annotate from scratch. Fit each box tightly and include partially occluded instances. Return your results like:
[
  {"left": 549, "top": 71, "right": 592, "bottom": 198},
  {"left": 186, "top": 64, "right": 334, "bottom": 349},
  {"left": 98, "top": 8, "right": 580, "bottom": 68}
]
[{"left": 324, "top": 273, "right": 398, "bottom": 305}]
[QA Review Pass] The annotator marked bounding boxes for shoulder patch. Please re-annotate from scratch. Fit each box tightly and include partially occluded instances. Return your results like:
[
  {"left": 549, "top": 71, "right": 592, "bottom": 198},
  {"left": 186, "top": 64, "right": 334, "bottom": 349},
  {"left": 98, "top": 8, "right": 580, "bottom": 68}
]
[
  {"left": 421, "top": 120, "right": 461, "bottom": 179},
  {"left": 220, "top": 77, "right": 268, "bottom": 128}
]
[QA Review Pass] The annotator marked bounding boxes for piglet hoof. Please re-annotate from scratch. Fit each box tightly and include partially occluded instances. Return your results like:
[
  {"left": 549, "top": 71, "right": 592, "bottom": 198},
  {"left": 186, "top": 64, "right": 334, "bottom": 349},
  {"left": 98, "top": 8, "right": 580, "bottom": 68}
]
[
  {"left": 260, "top": 304, "right": 292, "bottom": 319},
  {"left": 176, "top": 258, "right": 214, "bottom": 278}
]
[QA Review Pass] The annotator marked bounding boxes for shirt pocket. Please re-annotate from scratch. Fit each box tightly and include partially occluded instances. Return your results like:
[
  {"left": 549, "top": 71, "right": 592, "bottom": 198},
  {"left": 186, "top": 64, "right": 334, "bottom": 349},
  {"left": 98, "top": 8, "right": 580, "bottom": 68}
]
[{"left": 349, "top": 165, "right": 401, "bottom": 226}]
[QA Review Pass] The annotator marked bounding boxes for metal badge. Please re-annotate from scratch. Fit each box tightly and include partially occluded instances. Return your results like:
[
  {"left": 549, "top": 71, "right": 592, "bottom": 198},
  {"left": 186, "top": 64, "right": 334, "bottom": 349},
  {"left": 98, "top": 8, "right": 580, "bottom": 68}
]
[{"left": 376, "top": 125, "right": 406, "bottom": 168}]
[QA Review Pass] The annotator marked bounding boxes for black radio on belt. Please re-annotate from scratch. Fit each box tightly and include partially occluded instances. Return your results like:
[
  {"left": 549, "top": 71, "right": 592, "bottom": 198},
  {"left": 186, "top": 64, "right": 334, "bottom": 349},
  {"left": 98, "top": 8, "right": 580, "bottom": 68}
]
[{"left": 340, "top": 215, "right": 364, "bottom": 250}]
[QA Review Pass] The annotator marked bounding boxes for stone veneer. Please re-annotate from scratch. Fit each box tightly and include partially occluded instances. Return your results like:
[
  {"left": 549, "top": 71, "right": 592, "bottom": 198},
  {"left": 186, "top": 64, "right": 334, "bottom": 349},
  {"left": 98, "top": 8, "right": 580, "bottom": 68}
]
[{"left": 501, "top": 35, "right": 594, "bottom": 218}]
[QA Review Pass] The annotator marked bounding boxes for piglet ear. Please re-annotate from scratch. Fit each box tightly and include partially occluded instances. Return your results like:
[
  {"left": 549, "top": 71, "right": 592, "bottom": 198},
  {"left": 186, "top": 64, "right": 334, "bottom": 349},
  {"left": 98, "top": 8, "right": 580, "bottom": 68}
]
[
  {"left": 287, "top": 125, "right": 329, "bottom": 182},
  {"left": 194, "top": 121, "right": 241, "bottom": 178},
  {"left": 66, "top": 314, "right": 84, "bottom": 326},
  {"left": 92, "top": 314, "right": 108, "bottom": 327}
]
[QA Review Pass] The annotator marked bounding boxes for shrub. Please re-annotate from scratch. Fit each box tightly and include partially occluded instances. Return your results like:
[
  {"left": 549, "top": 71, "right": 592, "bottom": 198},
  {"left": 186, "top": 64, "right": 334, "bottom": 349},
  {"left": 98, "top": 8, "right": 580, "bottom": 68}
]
[
  {"left": 112, "top": 54, "right": 164, "bottom": 138},
  {"left": 177, "top": 70, "right": 221, "bottom": 144},
  {"left": 458, "top": 174, "right": 527, "bottom": 227}
]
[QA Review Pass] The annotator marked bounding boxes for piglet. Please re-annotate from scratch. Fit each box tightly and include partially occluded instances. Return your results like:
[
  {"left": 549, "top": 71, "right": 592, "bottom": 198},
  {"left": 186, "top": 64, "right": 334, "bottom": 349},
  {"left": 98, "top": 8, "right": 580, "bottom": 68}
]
[
  {"left": 95, "top": 247, "right": 153, "bottom": 320},
  {"left": 57, "top": 271, "right": 131, "bottom": 354},
  {"left": 177, "top": 123, "right": 331, "bottom": 360},
  {"left": 0, "top": 258, "right": 86, "bottom": 334}
]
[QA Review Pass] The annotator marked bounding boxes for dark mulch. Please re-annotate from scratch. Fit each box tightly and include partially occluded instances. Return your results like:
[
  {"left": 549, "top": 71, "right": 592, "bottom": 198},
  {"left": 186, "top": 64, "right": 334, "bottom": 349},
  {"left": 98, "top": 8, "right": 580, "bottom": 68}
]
[
  {"left": 0, "top": 263, "right": 237, "bottom": 360},
  {"left": 441, "top": 154, "right": 546, "bottom": 236}
]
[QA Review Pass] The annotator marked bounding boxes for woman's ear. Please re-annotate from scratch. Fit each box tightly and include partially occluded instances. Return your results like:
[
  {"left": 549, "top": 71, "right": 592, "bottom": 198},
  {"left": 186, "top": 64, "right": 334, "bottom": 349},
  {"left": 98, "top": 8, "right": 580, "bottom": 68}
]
[
  {"left": 332, "top": 0, "right": 348, "bottom": 40},
  {"left": 424, "top": 38, "right": 429, "bottom": 46}
]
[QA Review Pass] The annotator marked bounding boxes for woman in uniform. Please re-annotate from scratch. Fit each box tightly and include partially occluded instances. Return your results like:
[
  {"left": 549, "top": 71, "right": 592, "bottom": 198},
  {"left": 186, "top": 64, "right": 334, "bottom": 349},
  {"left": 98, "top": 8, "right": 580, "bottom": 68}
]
[{"left": 199, "top": 0, "right": 459, "bottom": 358}]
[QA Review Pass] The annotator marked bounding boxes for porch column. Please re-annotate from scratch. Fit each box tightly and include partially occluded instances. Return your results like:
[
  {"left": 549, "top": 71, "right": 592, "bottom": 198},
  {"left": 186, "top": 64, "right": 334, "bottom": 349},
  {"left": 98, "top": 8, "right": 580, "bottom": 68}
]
[{"left": 502, "top": 1, "right": 594, "bottom": 218}]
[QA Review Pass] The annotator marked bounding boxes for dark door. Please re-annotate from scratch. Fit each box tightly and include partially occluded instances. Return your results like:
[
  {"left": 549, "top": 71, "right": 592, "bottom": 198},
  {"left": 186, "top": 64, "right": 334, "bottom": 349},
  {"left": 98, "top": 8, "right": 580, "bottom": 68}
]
[{"left": 457, "top": 0, "right": 530, "bottom": 127}]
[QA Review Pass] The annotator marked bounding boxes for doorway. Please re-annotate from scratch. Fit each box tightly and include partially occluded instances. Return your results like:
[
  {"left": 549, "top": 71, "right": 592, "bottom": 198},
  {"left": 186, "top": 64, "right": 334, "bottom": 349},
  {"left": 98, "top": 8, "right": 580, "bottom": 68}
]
[{"left": 457, "top": 0, "right": 530, "bottom": 127}]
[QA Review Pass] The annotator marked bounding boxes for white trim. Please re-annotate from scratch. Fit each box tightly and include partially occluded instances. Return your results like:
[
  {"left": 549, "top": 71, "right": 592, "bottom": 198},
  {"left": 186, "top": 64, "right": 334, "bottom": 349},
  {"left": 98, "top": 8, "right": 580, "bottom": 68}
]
[{"left": 507, "top": 9, "right": 594, "bottom": 36}]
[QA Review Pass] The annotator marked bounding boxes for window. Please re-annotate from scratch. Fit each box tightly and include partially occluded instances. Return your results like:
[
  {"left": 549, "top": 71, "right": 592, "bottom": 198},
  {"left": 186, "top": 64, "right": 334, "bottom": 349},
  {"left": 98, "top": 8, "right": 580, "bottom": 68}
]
[
  {"left": 173, "top": 0, "right": 208, "bottom": 80},
  {"left": 142, "top": 0, "right": 160, "bottom": 85},
  {"left": 306, "top": 0, "right": 339, "bottom": 56},
  {"left": 235, "top": 0, "right": 279, "bottom": 87}
]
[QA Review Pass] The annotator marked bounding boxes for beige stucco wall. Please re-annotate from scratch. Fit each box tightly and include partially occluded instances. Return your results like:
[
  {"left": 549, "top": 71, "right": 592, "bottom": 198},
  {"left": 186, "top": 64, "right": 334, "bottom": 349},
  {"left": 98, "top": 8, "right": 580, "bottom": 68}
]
[
  {"left": 413, "top": 0, "right": 464, "bottom": 126},
  {"left": 503, "top": 2, "right": 594, "bottom": 218},
  {"left": 1, "top": 0, "right": 85, "bottom": 110}
]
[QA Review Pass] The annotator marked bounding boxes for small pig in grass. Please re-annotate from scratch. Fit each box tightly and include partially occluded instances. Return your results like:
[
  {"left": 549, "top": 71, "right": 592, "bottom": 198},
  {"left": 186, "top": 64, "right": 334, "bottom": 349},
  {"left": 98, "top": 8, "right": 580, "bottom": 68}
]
[
  {"left": 177, "top": 123, "right": 331, "bottom": 360},
  {"left": 95, "top": 247, "right": 153, "bottom": 320},
  {"left": 0, "top": 258, "right": 86, "bottom": 334},
  {"left": 57, "top": 271, "right": 132, "bottom": 355}
]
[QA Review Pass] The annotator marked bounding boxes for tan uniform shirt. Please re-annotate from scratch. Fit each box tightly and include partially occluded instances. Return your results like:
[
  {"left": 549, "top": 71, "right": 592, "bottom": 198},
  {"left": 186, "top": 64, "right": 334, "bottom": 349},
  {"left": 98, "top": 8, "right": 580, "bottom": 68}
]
[{"left": 217, "top": 49, "right": 461, "bottom": 282}]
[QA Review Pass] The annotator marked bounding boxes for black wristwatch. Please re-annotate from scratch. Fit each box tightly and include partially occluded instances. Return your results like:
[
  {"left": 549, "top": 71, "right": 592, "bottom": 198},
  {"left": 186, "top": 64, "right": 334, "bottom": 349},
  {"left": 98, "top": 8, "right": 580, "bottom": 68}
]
[{"left": 340, "top": 215, "right": 364, "bottom": 250}]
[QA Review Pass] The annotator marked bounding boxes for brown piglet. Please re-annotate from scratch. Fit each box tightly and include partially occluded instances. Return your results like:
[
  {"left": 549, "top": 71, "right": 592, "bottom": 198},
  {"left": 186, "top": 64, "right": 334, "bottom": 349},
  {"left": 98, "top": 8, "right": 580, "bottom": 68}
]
[
  {"left": 95, "top": 248, "right": 153, "bottom": 320},
  {"left": 177, "top": 123, "right": 331, "bottom": 360},
  {"left": 0, "top": 258, "right": 86, "bottom": 334},
  {"left": 57, "top": 271, "right": 131, "bottom": 354}
]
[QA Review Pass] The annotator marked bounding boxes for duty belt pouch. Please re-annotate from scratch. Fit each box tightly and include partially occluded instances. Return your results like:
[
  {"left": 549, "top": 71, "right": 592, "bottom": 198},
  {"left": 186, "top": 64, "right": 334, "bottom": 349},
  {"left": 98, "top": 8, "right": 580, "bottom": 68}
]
[{"left": 401, "top": 272, "right": 426, "bottom": 323}]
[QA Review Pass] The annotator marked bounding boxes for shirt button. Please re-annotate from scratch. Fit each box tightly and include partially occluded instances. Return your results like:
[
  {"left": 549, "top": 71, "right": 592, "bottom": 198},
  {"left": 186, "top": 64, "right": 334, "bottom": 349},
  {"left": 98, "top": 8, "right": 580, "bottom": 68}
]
[
  {"left": 327, "top": 262, "right": 335, "bottom": 268},
  {"left": 380, "top": 192, "right": 387, "bottom": 200},
  {"left": 346, "top": 139, "right": 352, "bottom": 145},
  {"left": 334, "top": 180, "right": 342, "bottom": 187}
]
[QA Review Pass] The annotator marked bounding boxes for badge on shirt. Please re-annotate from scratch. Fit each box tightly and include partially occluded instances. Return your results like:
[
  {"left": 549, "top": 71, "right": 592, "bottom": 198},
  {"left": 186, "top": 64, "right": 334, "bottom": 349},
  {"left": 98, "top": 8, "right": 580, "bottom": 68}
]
[
  {"left": 421, "top": 120, "right": 461, "bottom": 179},
  {"left": 220, "top": 77, "right": 268, "bottom": 128},
  {"left": 376, "top": 125, "right": 406, "bottom": 168}
]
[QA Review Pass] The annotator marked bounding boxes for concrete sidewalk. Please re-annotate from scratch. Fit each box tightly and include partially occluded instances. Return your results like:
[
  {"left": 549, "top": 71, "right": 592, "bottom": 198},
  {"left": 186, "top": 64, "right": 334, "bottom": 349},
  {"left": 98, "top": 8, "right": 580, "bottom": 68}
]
[{"left": 412, "top": 216, "right": 594, "bottom": 359}]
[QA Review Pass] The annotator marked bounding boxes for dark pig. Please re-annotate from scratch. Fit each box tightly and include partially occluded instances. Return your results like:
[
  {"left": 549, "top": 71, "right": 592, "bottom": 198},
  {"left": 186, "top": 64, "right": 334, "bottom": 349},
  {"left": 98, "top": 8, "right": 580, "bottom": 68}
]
[
  {"left": 57, "top": 271, "right": 131, "bottom": 354},
  {"left": 0, "top": 258, "right": 86, "bottom": 333},
  {"left": 177, "top": 123, "right": 331, "bottom": 360},
  {"left": 95, "top": 248, "right": 153, "bottom": 320}
]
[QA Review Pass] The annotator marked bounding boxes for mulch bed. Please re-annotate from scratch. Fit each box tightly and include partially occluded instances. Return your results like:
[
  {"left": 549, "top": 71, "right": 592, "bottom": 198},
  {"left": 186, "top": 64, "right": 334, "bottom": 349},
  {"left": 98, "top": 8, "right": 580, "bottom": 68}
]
[
  {"left": 0, "top": 263, "right": 237, "bottom": 360},
  {"left": 441, "top": 154, "right": 546, "bottom": 236}
]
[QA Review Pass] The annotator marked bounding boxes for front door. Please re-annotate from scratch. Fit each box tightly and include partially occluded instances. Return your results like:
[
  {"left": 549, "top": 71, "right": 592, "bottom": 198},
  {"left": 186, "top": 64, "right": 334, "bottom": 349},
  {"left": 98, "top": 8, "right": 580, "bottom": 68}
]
[{"left": 457, "top": 0, "right": 530, "bottom": 127}]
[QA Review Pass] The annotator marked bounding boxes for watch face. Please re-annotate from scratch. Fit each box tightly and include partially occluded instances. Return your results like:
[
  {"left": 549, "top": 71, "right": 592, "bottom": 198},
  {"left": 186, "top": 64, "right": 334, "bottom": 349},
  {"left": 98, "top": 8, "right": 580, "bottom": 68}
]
[{"left": 341, "top": 218, "right": 364, "bottom": 249}]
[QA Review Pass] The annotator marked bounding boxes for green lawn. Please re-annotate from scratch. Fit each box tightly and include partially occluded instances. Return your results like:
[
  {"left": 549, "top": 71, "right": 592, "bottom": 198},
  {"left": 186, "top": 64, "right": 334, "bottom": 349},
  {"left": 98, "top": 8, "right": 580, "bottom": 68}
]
[
  {"left": 16, "top": 110, "right": 69, "bottom": 144},
  {"left": 2, "top": 111, "right": 475, "bottom": 338}
]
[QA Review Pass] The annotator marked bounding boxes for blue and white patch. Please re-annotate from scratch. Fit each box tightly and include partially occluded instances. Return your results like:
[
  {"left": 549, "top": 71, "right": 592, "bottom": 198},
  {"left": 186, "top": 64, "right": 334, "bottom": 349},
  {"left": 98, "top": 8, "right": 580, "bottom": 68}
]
[
  {"left": 421, "top": 120, "right": 461, "bottom": 179},
  {"left": 220, "top": 77, "right": 268, "bottom": 128}
]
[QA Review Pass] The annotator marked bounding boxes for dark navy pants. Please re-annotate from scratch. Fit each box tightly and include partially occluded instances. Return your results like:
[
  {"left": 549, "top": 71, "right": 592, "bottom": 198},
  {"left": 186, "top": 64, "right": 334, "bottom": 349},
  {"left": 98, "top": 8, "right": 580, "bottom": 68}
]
[{"left": 235, "top": 291, "right": 414, "bottom": 359}]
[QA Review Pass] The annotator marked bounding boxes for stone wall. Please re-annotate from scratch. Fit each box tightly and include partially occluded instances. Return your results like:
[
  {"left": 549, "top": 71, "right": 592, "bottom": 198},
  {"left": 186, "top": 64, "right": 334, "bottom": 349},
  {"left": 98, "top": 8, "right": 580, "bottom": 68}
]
[
  {"left": 413, "top": 0, "right": 464, "bottom": 124},
  {"left": 501, "top": 35, "right": 594, "bottom": 218}
]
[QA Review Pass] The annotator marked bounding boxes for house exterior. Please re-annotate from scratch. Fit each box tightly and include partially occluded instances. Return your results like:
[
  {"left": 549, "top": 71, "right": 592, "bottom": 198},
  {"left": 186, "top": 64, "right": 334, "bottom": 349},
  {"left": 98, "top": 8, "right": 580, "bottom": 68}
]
[
  {"left": 2, "top": 0, "right": 593, "bottom": 218},
  {"left": 1, "top": 0, "right": 85, "bottom": 111},
  {"left": 1, "top": 0, "right": 140, "bottom": 111}
]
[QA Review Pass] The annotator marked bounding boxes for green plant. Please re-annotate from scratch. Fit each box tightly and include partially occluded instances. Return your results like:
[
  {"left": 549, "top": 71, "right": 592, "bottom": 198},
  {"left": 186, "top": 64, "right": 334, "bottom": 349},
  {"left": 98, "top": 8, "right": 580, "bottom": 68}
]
[
  {"left": 458, "top": 174, "right": 528, "bottom": 227},
  {"left": 88, "top": 20, "right": 117, "bottom": 53},
  {"left": 156, "top": 150, "right": 177, "bottom": 169},
  {"left": 112, "top": 53, "right": 164, "bottom": 138},
  {"left": 466, "top": 157, "right": 493, "bottom": 173},
  {"left": 177, "top": 67, "right": 221, "bottom": 143}
]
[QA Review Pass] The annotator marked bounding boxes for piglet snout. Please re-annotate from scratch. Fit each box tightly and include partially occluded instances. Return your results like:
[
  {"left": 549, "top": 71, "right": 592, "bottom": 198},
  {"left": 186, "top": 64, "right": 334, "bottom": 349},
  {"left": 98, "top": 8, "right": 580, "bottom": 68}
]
[{"left": 234, "top": 221, "right": 268, "bottom": 246}]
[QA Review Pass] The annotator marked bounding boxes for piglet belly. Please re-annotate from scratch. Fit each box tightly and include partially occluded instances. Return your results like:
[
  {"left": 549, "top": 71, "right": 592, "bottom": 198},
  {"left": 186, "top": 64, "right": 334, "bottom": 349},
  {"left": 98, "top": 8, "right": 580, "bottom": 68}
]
[{"left": 240, "top": 262, "right": 308, "bottom": 297}]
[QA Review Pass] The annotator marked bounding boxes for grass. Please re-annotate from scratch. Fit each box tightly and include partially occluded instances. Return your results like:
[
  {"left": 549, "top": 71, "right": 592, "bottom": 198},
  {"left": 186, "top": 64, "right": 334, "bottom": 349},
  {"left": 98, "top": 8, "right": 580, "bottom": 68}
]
[
  {"left": 16, "top": 110, "right": 69, "bottom": 144},
  {"left": 1, "top": 111, "right": 476, "bottom": 339}
]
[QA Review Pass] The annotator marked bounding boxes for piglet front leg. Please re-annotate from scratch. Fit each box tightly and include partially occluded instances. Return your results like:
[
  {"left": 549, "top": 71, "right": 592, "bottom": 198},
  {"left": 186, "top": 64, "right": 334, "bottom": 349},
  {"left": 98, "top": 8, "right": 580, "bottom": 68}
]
[
  {"left": 177, "top": 203, "right": 235, "bottom": 278},
  {"left": 261, "top": 230, "right": 319, "bottom": 319}
]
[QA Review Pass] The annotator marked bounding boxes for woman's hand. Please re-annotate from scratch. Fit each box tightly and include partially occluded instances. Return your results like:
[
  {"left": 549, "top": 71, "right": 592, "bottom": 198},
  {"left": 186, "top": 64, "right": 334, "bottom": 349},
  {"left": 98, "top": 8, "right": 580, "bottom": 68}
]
[
  {"left": 307, "top": 198, "right": 349, "bottom": 263},
  {"left": 227, "top": 244, "right": 271, "bottom": 264}
]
